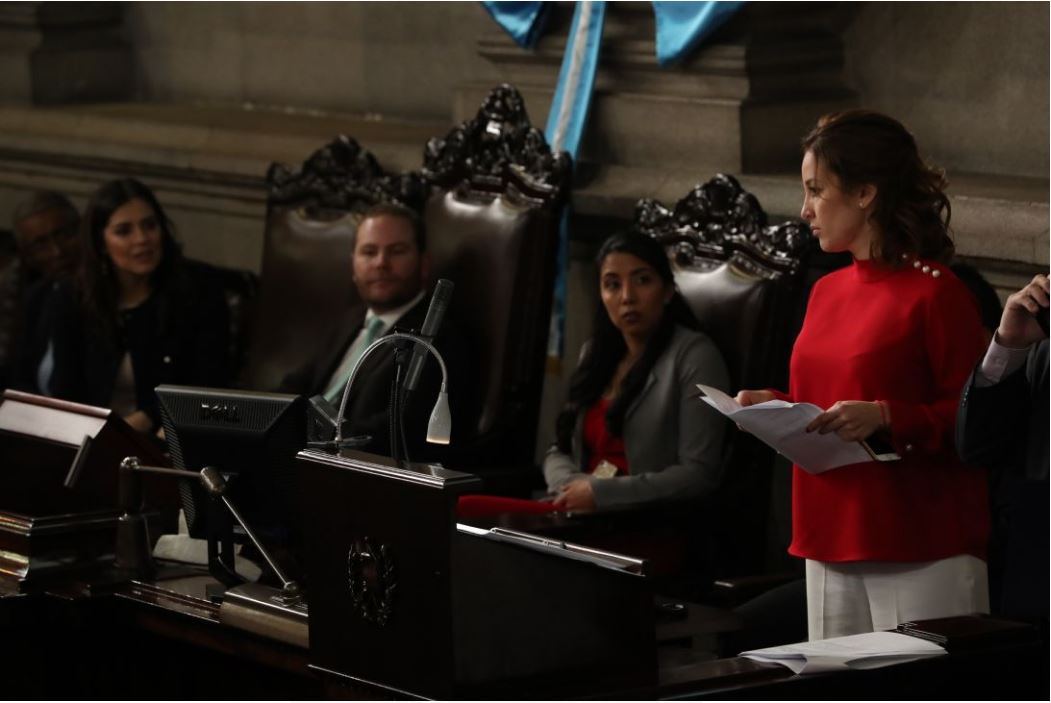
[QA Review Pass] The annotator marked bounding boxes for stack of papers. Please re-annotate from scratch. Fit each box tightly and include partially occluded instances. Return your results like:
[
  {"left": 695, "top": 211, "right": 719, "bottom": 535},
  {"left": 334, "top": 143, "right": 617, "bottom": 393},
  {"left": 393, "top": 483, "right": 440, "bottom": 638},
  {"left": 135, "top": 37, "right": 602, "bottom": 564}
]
[
  {"left": 696, "top": 385, "right": 898, "bottom": 474},
  {"left": 740, "top": 631, "right": 947, "bottom": 674}
]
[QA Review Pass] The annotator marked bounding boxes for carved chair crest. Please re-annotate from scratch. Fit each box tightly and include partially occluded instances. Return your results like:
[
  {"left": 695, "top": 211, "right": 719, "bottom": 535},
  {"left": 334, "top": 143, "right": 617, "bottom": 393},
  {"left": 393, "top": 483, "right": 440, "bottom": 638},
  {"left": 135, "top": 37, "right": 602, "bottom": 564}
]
[
  {"left": 266, "top": 134, "right": 427, "bottom": 213},
  {"left": 635, "top": 173, "right": 811, "bottom": 278},
  {"left": 423, "top": 84, "right": 571, "bottom": 205}
]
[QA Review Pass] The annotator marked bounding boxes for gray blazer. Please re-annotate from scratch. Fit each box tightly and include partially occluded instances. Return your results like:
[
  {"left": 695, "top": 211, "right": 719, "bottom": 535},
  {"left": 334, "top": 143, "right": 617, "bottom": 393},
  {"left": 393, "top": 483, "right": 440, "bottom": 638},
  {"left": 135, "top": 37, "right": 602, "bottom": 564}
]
[{"left": 542, "top": 325, "right": 730, "bottom": 509}]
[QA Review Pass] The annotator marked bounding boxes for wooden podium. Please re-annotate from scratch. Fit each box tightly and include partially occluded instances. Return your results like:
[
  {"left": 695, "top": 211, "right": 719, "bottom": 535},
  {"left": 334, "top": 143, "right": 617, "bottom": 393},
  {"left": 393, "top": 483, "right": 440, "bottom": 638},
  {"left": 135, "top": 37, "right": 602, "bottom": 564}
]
[
  {"left": 298, "top": 448, "right": 657, "bottom": 698},
  {"left": 0, "top": 390, "right": 173, "bottom": 591}
]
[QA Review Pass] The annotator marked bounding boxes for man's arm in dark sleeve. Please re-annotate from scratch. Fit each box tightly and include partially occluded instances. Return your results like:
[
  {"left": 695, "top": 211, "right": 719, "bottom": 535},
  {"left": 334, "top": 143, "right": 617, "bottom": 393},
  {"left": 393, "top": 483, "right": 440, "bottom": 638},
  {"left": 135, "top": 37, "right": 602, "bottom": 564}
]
[
  {"left": 278, "top": 361, "right": 315, "bottom": 396},
  {"left": 956, "top": 363, "right": 1029, "bottom": 468}
]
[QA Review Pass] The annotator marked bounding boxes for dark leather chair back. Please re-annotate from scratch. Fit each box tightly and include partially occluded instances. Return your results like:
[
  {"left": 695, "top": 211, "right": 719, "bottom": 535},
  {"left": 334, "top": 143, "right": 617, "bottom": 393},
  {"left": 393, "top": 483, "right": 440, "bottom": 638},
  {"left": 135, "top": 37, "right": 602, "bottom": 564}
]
[
  {"left": 424, "top": 195, "right": 545, "bottom": 441},
  {"left": 636, "top": 174, "right": 813, "bottom": 578},
  {"left": 239, "top": 86, "right": 570, "bottom": 480},
  {"left": 239, "top": 209, "right": 361, "bottom": 391}
]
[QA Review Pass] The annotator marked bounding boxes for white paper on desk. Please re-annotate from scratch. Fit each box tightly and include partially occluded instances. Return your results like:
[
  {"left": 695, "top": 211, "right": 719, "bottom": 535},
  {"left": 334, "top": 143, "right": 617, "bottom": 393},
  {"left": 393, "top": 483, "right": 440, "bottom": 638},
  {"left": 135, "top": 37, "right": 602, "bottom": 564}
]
[
  {"left": 740, "top": 631, "right": 947, "bottom": 675},
  {"left": 696, "top": 384, "right": 875, "bottom": 474}
]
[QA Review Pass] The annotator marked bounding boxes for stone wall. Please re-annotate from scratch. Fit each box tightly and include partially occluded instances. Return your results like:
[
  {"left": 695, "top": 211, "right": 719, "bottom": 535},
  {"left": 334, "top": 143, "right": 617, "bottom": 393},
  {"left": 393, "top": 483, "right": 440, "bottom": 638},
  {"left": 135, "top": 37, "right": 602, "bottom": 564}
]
[
  {"left": 841, "top": 1, "right": 1049, "bottom": 179},
  {"left": 115, "top": 2, "right": 1048, "bottom": 180},
  {"left": 123, "top": 1, "right": 500, "bottom": 120}
]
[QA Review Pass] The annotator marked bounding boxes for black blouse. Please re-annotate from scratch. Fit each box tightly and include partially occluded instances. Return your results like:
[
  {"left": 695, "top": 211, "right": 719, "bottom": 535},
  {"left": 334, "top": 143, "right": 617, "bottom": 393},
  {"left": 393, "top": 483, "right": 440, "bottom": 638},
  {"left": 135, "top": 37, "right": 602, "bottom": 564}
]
[{"left": 48, "top": 261, "right": 231, "bottom": 427}]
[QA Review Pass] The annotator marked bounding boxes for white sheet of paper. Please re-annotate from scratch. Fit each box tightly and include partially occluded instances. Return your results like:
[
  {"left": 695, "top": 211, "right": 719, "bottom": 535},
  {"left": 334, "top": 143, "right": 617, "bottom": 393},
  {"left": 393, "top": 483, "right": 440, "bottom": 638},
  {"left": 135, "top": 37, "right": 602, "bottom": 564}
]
[{"left": 740, "top": 631, "right": 947, "bottom": 675}]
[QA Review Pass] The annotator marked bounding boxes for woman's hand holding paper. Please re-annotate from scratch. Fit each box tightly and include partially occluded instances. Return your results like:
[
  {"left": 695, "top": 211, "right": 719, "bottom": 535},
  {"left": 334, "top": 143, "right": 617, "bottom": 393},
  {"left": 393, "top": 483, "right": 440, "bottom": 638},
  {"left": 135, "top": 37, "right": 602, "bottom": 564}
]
[{"left": 805, "top": 400, "right": 884, "bottom": 442}]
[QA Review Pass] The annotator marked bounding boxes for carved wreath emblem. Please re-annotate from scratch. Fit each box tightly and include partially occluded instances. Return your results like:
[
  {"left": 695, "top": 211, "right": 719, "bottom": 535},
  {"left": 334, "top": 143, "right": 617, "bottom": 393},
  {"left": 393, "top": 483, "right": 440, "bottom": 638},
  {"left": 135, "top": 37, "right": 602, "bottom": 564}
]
[{"left": 347, "top": 537, "right": 397, "bottom": 626}]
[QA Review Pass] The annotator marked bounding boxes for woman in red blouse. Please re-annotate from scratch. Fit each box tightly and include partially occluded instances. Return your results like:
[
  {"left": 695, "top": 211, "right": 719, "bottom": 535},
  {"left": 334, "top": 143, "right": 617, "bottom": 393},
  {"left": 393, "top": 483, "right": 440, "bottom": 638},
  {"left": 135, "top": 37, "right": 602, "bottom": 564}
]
[
  {"left": 543, "top": 231, "right": 730, "bottom": 513},
  {"left": 737, "top": 110, "right": 989, "bottom": 639}
]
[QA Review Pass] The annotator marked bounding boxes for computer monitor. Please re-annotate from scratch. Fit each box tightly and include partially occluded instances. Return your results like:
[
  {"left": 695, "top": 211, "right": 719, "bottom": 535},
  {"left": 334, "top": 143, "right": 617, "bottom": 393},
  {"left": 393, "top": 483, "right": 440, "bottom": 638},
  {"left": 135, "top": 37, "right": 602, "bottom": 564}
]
[{"left": 155, "top": 385, "right": 307, "bottom": 552}]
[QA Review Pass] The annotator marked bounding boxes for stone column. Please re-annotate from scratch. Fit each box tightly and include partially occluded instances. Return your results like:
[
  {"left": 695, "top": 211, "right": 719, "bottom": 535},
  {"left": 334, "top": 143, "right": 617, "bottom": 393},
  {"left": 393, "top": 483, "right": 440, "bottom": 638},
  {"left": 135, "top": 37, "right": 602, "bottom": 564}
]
[{"left": 0, "top": 1, "right": 132, "bottom": 104}]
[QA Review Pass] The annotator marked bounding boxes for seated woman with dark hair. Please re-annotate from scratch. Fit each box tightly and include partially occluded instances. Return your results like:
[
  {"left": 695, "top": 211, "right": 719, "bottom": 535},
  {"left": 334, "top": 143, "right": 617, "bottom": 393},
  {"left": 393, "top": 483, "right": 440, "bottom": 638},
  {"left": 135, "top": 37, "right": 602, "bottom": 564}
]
[
  {"left": 48, "top": 178, "right": 230, "bottom": 434},
  {"left": 542, "top": 231, "right": 730, "bottom": 513}
]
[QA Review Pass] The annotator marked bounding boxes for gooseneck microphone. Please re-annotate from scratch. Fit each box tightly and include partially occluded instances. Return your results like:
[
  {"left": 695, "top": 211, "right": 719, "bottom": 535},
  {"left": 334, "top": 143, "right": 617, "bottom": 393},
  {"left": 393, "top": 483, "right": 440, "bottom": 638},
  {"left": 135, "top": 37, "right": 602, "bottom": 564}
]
[{"left": 403, "top": 279, "right": 454, "bottom": 393}]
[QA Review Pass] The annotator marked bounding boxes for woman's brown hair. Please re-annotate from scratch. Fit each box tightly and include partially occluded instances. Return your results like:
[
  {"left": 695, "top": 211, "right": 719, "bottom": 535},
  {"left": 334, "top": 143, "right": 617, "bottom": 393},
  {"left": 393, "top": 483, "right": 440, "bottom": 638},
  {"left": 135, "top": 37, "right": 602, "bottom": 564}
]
[
  {"left": 77, "top": 178, "right": 183, "bottom": 339},
  {"left": 802, "top": 109, "right": 954, "bottom": 265}
]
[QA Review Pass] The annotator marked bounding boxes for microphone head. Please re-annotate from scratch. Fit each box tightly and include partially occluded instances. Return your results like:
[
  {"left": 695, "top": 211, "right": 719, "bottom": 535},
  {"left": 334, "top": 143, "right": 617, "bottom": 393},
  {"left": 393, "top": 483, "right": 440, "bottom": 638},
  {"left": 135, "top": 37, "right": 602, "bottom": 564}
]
[
  {"left": 434, "top": 278, "right": 454, "bottom": 302},
  {"left": 426, "top": 391, "right": 452, "bottom": 445},
  {"left": 423, "top": 279, "right": 453, "bottom": 335}
]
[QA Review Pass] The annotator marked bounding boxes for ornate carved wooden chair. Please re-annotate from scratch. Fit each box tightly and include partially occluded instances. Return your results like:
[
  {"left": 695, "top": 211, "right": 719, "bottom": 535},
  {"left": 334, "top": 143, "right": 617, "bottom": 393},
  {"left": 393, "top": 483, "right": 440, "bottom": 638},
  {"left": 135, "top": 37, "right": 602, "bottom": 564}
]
[
  {"left": 421, "top": 86, "right": 570, "bottom": 479},
  {"left": 635, "top": 173, "right": 813, "bottom": 582},
  {"left": 239, "top": 85, "right": 570, "bottom": 486}
]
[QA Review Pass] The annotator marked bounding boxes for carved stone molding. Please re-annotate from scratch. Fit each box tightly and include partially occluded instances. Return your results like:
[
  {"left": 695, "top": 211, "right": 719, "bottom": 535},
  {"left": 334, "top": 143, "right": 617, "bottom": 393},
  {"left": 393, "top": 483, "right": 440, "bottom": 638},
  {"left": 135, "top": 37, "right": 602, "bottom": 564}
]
[
  {"left": 423, "top": 84, "right": 571, "bottom": 204},
  {"left": 266, "top": 135, "right": 427, "bottom": 213},
  {"left": 635, "top": 173, "right": 812, "bottom": 276}
]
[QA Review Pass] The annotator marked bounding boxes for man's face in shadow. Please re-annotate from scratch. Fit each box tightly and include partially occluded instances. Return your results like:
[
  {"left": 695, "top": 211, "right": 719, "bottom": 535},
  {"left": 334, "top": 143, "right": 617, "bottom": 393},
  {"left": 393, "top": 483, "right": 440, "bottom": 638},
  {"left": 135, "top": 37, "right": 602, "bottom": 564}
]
[
  {"left": 351, "top": 214, "right": 429, "bottom": 313},
  {"left": 15, "top": 208, "right": 81, "bottom": 280}
]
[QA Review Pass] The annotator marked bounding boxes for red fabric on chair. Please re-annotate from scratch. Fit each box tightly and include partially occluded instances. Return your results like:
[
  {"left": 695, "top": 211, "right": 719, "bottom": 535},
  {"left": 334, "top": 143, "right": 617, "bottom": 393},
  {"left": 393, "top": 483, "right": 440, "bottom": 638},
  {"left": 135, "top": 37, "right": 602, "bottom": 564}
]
[{"left": 456, "top": 494, "right": 558, "bottom": 520}]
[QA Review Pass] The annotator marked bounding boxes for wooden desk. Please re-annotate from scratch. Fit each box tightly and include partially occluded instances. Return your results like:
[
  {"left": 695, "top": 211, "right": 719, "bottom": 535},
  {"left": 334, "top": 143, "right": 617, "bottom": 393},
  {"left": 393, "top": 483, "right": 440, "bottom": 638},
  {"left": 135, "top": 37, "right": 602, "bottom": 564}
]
[
  {"left": 0, "top": 432, "right": 1044, "bottom": 700},
  {"left": 3, "top": 569, "right": 1046, "bottom": 700}
]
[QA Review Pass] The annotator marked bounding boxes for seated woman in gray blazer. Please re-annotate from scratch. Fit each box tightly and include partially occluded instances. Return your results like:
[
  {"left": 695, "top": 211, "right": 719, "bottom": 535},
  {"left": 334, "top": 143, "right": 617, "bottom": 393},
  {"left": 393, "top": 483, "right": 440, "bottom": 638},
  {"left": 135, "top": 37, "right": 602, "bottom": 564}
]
[{"left": 544, "top": 231, "right": 730, "bottom": 512}]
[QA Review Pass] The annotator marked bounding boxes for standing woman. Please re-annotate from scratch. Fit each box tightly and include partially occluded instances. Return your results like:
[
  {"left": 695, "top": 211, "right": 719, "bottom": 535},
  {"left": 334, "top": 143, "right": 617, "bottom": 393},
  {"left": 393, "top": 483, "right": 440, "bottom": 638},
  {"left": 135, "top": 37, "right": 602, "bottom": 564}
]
[
  {"left": 50, "top": 178, "right": 229, "bottom": 434},
  {"left": 736, "top": 110, "right": 989, "bottom": 639},
  {"left": 543, "top": 231, "right": 730, "bottom": 512}
]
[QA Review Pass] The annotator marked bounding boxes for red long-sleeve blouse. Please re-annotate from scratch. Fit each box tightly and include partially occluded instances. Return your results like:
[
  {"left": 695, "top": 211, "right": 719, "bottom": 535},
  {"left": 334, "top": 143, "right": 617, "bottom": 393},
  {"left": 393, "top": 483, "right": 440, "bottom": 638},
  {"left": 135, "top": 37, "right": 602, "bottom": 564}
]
[{"left": 779, "top": 258, "right": 989, "bottom": 563}]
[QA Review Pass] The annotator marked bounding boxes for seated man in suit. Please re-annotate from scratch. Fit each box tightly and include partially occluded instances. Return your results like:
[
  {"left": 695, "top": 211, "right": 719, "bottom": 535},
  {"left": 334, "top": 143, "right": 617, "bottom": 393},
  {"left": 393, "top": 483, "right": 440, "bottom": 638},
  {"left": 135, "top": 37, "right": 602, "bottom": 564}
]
[
  {"left": 281, "top": 202, "right": 473, "bottom": 463},
  {"left": 9, "top": 190, "right": 81, "bottom": 395}
]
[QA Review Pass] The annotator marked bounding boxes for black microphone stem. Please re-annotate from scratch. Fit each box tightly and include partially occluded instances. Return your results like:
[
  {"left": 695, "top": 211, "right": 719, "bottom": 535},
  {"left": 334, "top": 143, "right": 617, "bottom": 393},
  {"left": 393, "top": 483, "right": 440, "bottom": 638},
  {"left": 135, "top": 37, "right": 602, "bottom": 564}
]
[
  {"left": 200, "top": 467, "right": 298, "bottom": 595},
  {"left": 221, "top": 495, "right": 295, "bottom": 592},
  {"left": 403, "top": 279, "right": 454, "bottom": 394}
]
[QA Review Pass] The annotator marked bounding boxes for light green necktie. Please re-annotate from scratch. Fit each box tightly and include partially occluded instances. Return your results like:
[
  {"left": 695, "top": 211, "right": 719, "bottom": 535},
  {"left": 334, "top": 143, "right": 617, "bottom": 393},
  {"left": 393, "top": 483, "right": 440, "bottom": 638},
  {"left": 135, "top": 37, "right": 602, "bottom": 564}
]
[{"left": 323, "top": 316, "right": 385, "bottom": 404}]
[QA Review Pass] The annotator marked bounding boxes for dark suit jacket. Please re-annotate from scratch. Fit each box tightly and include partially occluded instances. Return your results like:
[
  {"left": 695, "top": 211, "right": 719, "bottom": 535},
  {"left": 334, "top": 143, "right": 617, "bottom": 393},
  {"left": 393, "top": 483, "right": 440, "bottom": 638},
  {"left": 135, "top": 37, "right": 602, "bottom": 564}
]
[
  {"left": 10, "top": 277, "right": 60, "bottom": 394},
  {"left": 957, "top": 339, "right": 1048, "bottom": 621},
  {"left": 280, "top": 294, "right": 476, "bottom": 463},
  {"left": 48, "top": 260, "right": 231, "bottom": 427}
]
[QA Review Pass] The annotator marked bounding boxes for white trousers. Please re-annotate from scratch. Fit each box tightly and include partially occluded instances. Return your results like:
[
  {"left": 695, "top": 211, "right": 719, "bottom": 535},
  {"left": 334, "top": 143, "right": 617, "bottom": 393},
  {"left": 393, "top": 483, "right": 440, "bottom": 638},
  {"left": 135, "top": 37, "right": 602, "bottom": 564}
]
[{"left": 805, "top": 555, "right": 989, "bottom": 640}]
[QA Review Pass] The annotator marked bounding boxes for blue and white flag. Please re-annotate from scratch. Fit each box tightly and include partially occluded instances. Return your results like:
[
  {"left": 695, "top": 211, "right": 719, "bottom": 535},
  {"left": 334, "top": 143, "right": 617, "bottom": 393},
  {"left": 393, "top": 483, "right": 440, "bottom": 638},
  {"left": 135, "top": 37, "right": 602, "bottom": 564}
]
[{"left": 543, "top": 1, "right": 607, "bottom": 359}]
